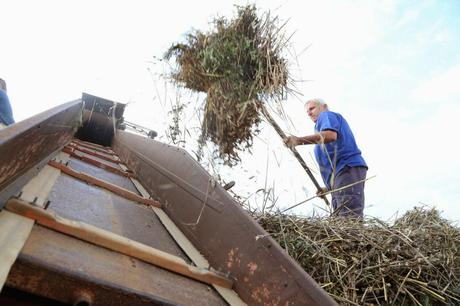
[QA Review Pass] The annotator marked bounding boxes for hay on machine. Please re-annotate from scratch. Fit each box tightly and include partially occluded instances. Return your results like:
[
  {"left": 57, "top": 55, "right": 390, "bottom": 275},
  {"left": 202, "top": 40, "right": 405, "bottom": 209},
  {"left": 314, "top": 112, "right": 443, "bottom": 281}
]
[
  {"left": 253, "top": 207, "right": 460, "bottom": 305},
  {"left": 164, "top": 4, "right": 291, "bottom": 165}
]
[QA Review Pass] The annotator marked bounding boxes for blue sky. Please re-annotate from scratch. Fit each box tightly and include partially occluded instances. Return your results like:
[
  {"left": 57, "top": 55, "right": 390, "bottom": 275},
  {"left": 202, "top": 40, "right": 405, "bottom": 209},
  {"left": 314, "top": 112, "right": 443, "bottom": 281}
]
[
  {"left": 1, "top": 0, "right": 459, "bottom": 221},
  {"left": 360, "top": 1, "right": 459, "bottom": 109}
]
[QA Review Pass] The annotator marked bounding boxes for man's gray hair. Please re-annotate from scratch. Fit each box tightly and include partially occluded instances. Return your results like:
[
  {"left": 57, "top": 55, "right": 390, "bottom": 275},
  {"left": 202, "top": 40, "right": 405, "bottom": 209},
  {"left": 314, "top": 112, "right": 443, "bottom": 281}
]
[{"left": 305, "top": 98, "right": 327, "bottom": 108}]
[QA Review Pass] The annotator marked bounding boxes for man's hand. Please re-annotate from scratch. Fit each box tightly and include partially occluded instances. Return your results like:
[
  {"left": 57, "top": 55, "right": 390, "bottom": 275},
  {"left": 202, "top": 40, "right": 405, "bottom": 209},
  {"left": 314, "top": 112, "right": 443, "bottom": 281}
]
[
  {"left": 283, "top": 136, "right": 300, "bottom": 148},
  {"left": 316, "top": 187, "right": 328, "bottom": 199}
]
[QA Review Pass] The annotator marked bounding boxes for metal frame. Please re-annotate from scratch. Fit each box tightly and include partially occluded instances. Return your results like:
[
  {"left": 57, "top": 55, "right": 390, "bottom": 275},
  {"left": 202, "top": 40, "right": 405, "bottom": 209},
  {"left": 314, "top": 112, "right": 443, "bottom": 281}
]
[{"left": 0, "top": 100, "right": 83, "bottom": 209}]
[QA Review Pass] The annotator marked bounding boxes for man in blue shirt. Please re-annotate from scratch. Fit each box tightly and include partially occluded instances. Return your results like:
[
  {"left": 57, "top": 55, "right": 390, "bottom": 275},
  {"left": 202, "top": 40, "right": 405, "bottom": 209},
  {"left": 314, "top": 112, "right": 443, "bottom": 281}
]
[
  {"left": 0, "top": 78, "right": 15, "bottom": 127},
  {"left": 284, "top": 98, "right": 367, "bottom": 217}
]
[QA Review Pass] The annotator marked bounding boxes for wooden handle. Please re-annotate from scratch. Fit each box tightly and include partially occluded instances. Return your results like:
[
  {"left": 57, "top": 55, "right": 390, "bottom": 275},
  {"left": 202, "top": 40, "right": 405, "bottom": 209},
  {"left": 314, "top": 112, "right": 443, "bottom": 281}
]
[
  {"left": 260, "top": 105, "right": 330, "bottom": 206},
  {"left": 6, "top": 199, "right": 233, "bottom": 289}
]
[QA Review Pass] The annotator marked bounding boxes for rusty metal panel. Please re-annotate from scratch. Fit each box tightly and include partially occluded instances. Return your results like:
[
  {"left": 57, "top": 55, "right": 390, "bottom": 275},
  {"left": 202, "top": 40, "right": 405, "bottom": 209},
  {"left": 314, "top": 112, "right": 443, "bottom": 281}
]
[
  {"left": 113, "top": 131, "right": 338, "bottom": 306},
  {"left": 47, "top": 173, "right": 189, "bottom": 260},
  {"left": 0, "top": 100, "right": 83, "bottom": 209},
  {"left": 67, "top": 157, "right": 137, "bottom": 192},
  {"left": 6, "top": 225, "right": 226, "bottom": 306}
]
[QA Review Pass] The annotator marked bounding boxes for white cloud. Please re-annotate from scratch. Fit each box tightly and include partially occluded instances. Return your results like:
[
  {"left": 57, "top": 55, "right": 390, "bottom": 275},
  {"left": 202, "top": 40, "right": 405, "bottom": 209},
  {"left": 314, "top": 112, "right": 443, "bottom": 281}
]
[
  {"left": 432, "top": 28, "right": 452, "bottom": 44},
  {"left": 349, "top": 99, "right": 459, "bottom": 220},
  {"left": 394, "top": 9, "right": 420, "bottom": 29},
  {"left": 410, "top": 63, "right": 460, "bottom": 104}
]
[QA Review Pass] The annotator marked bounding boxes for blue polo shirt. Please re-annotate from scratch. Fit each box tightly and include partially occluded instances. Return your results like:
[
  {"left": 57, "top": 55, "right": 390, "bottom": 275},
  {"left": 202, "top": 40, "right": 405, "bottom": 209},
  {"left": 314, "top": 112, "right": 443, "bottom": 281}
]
[
  {"left": 0, "top": 89, "right": 14, "bottom": 125},
  {"left": 314, "top": 111, "right": 366, "bottom": 189}
]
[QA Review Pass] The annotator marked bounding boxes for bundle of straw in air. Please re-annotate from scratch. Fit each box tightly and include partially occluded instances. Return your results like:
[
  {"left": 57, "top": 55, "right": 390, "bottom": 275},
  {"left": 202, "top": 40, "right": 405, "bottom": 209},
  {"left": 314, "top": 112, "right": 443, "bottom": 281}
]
[
  {"left": 252, "top": 207, "right": 460, "bottom": 305},
  {"left": 165, "top": 5, "right": 290, "bottom": 165}
]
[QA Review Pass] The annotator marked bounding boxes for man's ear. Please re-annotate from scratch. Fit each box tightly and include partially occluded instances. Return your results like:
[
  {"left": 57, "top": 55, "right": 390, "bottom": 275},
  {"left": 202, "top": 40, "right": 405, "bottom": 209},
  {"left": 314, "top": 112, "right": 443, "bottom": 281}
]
[{"left": 322, "top": 104, "right": 328, "bottom": 110}]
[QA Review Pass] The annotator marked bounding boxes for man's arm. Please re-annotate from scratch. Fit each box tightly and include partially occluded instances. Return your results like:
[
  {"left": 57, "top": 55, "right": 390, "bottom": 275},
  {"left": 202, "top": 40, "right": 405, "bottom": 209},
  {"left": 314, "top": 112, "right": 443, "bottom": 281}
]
[{"left": 284, "top": 130, "right": 337, "bottom": 148}]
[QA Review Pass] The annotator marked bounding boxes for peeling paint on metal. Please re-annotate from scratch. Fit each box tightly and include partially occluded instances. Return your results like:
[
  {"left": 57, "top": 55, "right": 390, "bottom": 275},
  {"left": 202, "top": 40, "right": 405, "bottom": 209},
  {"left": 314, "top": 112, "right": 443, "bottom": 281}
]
[
  {"left": 227, "top": 248, "right": 242, "bottom": 270},
  {"left": 247, "top": 262, "right": 258, "bottom": 275}
]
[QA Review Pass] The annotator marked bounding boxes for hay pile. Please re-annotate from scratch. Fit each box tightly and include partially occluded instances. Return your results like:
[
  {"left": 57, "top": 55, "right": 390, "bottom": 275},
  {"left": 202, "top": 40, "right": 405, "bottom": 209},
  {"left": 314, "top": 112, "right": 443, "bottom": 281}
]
[
  {"left": 165, "top": 5, "right": 290, "bottom": 165},
  {"left": 253, "top": 207, "right": 460, "bottom": 305}
]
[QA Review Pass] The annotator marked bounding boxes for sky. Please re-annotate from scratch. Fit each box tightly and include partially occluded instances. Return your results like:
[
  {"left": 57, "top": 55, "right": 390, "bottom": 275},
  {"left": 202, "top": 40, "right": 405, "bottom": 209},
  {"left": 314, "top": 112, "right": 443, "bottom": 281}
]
[{"left": 1, "top": 0, "right": 459, "bottom": 222}]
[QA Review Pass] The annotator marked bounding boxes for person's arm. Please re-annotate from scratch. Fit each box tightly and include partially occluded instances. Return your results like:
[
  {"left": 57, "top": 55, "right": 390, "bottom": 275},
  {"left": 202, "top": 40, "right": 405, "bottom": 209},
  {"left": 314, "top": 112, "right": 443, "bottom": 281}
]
[
  {"left": 284, "top": 130, "right": 337, "bottom": 148},
  {"left": 296, "top": 130, "right": 337, "bottom": 144}
]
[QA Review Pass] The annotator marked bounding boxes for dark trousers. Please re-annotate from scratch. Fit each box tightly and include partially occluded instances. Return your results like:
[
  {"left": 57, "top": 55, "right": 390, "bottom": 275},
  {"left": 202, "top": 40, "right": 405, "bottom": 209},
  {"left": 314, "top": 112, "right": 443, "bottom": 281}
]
[{"left": 331, "top": 166, "right": 367, "bottom": 218}]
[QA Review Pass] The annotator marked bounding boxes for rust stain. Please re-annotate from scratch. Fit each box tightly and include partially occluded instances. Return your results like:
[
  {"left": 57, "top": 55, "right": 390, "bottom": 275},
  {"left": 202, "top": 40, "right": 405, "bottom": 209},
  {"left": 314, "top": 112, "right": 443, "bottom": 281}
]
[
  {"left": 249, "top": 283, "right": 285, "bottom": 306},
  {"left": 227, "top": 248, "right": 235, "bottom": 269},
  {"left": 251, "top": 283, "right": 272, "bottom": 305},
  {"left": 262, "top": 286, "right": 270, "bottom": 299},
  {"left": 226, "top": 247, "right": 241, "bottom": 269},
  {"left": 247, "top": 262, "right": 258, "bottom": 275},
  {"left": 251, "top": 289, "right": 263, "bottom": 303}
]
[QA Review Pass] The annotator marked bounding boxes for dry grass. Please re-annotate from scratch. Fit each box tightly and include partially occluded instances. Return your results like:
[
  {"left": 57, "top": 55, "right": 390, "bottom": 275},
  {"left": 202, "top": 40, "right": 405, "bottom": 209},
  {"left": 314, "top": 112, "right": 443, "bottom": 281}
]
[
  {"left": 164, "top": 4, "right": 291, "bottom": 165},
  {"left": 251, "top": 207, "right": 460, "bottom": 305}
]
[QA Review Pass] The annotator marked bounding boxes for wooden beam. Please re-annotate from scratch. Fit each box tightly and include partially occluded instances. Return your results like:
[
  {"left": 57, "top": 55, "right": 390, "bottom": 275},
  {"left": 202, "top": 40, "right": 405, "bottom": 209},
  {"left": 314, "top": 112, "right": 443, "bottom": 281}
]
[
  {"left": 20, "top": 152, "right": 70, "bottom": 206},
  {"left": 5, "top": 199, "right": 233, "bottom": 289},
  {"left": 0, "top": 152, "right": 69, "bottom": 290},
  {"left": 62, "top": 147, "right": 135, "bottom": 178},
  {"left": 48, "top": 160, "right": 160, "bottom": 208},
  {"left": 67, "top": 144, "right": 123, "bottom": 165},
  {"left": 70, "top": 140, "right": 115, "bottom": 155},
  {"left": 72, "top": 139, "right": 110, "bottom": 151},
  {"left": 260, "top": 106, "right": 331, "bottom": 207},
  {"left": 0, "top": 211, "right": 34, "bottom": 291}
]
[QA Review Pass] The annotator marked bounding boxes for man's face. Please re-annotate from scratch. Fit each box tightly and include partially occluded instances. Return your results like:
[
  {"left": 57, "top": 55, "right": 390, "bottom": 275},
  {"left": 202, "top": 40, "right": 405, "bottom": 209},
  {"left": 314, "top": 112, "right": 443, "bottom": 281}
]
[{"left": 306, "top": 101, "right": 325, "bottom": 123}]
